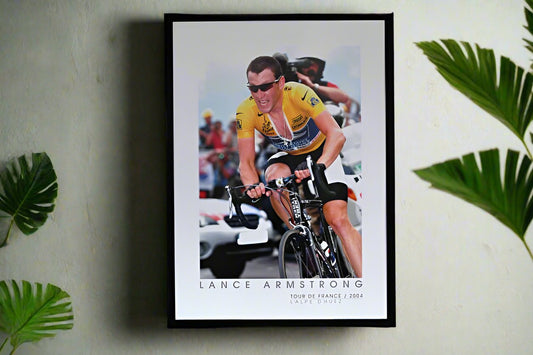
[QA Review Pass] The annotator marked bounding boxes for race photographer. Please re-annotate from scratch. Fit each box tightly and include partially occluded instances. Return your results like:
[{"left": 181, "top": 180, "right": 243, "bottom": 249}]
[{"left": 272, "top": 53, "right": 353, "bottom": 112}]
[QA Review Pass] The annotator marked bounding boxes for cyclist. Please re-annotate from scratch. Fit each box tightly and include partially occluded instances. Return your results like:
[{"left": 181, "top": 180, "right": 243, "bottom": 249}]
[{"left": 235, "top": 55, "right": 362, "bottom": 277}]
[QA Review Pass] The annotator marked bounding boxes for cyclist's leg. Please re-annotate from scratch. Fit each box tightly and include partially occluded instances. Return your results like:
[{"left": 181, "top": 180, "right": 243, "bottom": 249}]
[
  {"left": 264, "top": 162, "right": 293, "bottom": 227},
  {"left": 323, "top": 199, "right": 362, "bottom": 278}
]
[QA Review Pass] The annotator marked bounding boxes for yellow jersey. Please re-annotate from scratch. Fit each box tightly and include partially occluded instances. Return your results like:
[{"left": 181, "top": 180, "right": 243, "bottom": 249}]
[{"left": 235, "top": 82, "right": 327, "bottom": 155}]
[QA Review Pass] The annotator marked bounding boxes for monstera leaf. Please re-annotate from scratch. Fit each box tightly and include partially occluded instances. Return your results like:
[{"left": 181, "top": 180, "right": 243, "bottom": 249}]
[
  {"left": 0, "top": 153, "right": 57, "bottom": 247},
  {"left": 416, "top": 40, "right": 533, "bottom": 153},
  {"left": 0, "top": 280, "right": 73, "bottom": 354},
  {"left": 414, "top": 149, "right": 533, "bottom": 259}
]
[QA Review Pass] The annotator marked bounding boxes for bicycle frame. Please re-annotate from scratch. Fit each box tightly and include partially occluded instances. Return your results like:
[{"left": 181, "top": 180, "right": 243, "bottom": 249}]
[
  {"left": 277, "top": 177, "right": 344, "bottom": 278},
  {"left": 226, "top": 156, "right": 350, "bottom": 278}
]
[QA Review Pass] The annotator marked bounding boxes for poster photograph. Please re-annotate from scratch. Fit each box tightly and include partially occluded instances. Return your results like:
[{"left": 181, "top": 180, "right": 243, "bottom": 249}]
[{"left": 165, "top": 13, "right": 395, "bottom": 327}]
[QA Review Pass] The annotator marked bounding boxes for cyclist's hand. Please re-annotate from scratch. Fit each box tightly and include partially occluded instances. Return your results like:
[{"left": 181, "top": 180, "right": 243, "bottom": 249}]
[
  {"left": 294, "top": 161, "right": 311, "bottom": 183},
  {"left": 245, "top": 182, "right": 269, "bottom": 199},
  {"left": 295, "top": 169, "right": 310, "bottom": 183}
]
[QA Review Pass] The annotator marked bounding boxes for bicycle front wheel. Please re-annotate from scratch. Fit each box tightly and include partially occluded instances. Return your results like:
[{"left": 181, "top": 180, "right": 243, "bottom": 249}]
[{"left": 278, "top": 229, "right": 321, "bottom": 278}]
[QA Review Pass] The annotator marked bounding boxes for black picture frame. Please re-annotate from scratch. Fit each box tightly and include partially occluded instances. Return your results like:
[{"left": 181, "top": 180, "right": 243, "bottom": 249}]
[{"left": 165, "top": 13, "right": 395, "bottom": 328}]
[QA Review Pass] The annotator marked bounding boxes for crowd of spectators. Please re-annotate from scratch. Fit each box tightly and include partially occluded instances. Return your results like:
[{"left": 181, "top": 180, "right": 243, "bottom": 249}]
[
  {"left": 198, "top": 108, "right": 285, "bottom": 235},
  {"left": 199, "top": 109, "right": 240, "bottom": 199}
]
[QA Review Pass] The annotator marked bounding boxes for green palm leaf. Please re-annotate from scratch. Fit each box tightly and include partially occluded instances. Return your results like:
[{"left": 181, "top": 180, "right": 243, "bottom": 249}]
[
  {"left": 416, "top": 40, "right": 533, "bottom": 150},
  {"left": 0, "top": 153, "right": 58, "bottom": 247},
  {"left": 524, "top": 0, "right": 533, "bottom": 68},
  {"left": 0, "top": 280, "right": 73, "bottom": 354},
  {"left": 414, "top": 149, "right": 533, "bottom": 258}
]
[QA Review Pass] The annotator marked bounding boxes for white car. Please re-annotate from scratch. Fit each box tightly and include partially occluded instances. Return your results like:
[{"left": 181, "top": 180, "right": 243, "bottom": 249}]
[
  {"left": 199, "top": 198, "right": 278, "bottom": 278},
  {"left": 341, "top": 122, "right": 363, "bottom": 230}
]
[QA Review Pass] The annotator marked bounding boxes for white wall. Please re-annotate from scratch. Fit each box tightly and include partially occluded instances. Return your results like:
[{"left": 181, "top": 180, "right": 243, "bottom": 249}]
[{"left": 1, "top": 0, "right": 532, "bottom": 354}]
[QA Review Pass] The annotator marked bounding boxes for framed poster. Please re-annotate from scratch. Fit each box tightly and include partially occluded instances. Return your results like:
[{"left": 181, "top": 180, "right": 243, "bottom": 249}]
[{"left": 165, "top": 13, "right": 395, "bottom": 327}]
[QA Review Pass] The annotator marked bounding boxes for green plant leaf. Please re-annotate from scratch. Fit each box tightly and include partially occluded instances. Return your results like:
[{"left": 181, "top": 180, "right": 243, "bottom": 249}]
[
  {"left": 416, "top": 40, "right": 533, "bottom": 145},
  {"left": 414, "top": 149, "right": 533, "bottom": 242},
  {"left": 0, "top": 153, "right": 58, "bottom": 247},
  {"left": 0, "top": 280, "right": 73, "bottom": 354},
  {"left": 524, "top": 0, "right": 533, "bottom": 68}
]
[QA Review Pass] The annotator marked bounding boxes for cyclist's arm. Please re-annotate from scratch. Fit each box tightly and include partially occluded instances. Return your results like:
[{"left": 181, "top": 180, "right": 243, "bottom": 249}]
[
  {"left": 293, "top": 110, "right": 345, "bottom": 182},
  {"left": 314, "top": 110, "right": 346, "bottom": 168},
  {"left": 237, "top": 136, "right": 267, "bottom": 197}
]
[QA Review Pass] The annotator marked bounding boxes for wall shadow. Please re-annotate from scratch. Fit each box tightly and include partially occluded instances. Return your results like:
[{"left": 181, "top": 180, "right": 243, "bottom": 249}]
[
  {"left": 125, "top": 21, "right": 168, "bottom": 331},
  {"left": 122, "top": 21, "right": 358, "bottom": 340}
]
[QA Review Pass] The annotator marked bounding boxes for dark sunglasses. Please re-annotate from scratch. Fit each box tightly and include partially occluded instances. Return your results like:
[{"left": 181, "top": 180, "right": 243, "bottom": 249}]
[{"left": 247, "top": 77, "right": 281, "bottom": 93}]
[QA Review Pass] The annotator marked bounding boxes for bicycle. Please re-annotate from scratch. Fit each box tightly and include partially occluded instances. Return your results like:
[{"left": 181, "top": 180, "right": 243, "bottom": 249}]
[{"left": 226, "top": 156, "right": 354, "bottom": 278}]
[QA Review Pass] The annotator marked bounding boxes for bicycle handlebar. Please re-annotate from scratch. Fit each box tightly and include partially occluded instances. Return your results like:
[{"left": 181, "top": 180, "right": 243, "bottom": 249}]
[
  {"left": 225, "top": 157, "right": 336, "bottom": 229},
  {"left": 226, "top": 185, "right": 259, "bottom": 229},
  {"left": 311, "top": 162, "right": 337, "bottom": 202}
]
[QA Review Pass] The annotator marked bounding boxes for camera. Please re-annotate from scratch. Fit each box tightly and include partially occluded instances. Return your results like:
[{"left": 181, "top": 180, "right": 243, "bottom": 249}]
[
  {"left": 285, "top": 58, "right": 312, "bottom": 82},
  {"left": 273, "top": 53, "right": 325, "bottom": 83}
]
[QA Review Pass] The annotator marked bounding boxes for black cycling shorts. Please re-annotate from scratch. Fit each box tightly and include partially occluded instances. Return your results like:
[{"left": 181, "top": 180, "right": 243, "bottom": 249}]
[{"left": 264, "top": 143, "right": 348, "bottom": 204}]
